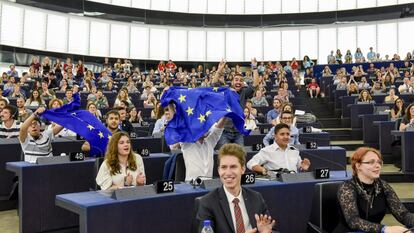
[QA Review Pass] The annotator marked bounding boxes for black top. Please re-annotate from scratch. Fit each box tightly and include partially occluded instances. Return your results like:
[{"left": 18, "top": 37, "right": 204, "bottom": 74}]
[
  {"left": 334, "top": 177, "right": 414, "bottom": 233},
  {"left": 401, "top": 116, "right": 412, "bottom": 126},
  {"left": 120, "top": 120, "right": 134, "bottom": 136},
  {"left": 42, "top": 64, "right": 51, "bottom": 74}
]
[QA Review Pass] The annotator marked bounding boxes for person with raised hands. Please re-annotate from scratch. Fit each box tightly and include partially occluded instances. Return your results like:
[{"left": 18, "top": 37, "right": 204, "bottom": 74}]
[{"left": 96, "top": 131, "right": 146, "bottom": 190}]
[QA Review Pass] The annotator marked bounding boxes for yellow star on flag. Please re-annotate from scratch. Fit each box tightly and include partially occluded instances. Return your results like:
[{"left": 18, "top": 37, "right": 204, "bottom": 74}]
[
  {"left": 186, "top": 106, "right": 194, "bottom": 116},
  {"left": 98, "top": 131, "right": 104, "bottom": 138},
  {"left": 87, "top": 124, "right": 94, "bottom": 130},
  {"left": 205, "top": 110, "right": 212, "bottom": 117},
  {"left": 178, "top": 94, "right": 186, "bottom": 103},
  {"left": 198, "top": 114, "right": 206, "bottom": 123},
  {"left": 226, "top": 107, "right": 232, "bottom": 112},
  {"left": 108, "top": 135, "right": 112, "bottom": 140},
  {"left": 212, "top": 87, "right": 219, "bottom": 92}
]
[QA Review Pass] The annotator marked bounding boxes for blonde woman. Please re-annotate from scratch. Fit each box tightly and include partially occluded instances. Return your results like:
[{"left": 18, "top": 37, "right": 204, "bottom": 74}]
[{"left": 96, "top": 132, "right": 146, "bottom": 190}]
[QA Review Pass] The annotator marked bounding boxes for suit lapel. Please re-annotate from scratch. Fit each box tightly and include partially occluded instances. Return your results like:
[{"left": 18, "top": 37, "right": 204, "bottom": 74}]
[
  {"left": 218, "top": 187, "right": 235, "bottom": 233},
  {"left": 243, "top": 188, "right": 257, "bottom": 229}
]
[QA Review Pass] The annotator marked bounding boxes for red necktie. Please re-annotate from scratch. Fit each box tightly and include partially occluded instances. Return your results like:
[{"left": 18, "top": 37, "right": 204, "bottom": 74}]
[{"left": 233, "top": 198, "right": 245, "bottom": 233}]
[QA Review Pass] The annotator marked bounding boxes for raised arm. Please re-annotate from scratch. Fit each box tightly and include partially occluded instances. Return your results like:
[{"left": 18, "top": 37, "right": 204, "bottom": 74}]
[
  {"left": 212, "top": 59, "right": 226, "bottom": 84},
  {"left": 19, "top": 107, "right": 45, "bottom": 143},
  {"left": 215, "top": 117, "right": 226, "bottom": 128},
  {"left": 52, "top": 123, "right": 64, "bottom": 136},
  {"left": 251, "top": 58, "right": 260, "bottom": 88}
]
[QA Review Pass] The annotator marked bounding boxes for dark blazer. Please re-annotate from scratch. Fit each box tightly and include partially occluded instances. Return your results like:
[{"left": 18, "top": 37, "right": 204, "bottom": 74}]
[{"left": 195, "top": 186, "right": 276, "bottom": 233}]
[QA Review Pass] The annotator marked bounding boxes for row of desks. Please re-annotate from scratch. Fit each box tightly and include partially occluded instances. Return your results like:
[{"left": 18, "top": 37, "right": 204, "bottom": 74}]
[
  {"left": 5, "top": 145, "right": 346, "bottom": 233},
  {"left": 56, "top": 173, "right": 350, "bottom": 233},
  {"left": 0, "top": 132, "right": 330, "bottom": 198},
  {"left": 6, "top": 156, "right": 349, "bottom": 233},
  {"left": 360, "top": 114, "right": 414, "bottom": 173}
]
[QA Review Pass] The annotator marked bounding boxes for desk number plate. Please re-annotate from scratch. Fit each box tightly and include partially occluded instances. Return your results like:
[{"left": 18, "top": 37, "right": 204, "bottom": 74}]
[
  {"left": 241, "top": 173, "right": 256, "bottom": 185},
  {"left": 306, "top": 141, "right": 318, "bottom": 149},
  {"left": 315, "top": 168, "right": 330, "bottom": 179},
  {"left": 155, "top": 180, "right": 174, "bottom": 194},
  {"left": 139, "top": 148, "right": 150, "bottom": 157},
  {"left": 252, "top": 143, "right": 264, "bottom": 151}
]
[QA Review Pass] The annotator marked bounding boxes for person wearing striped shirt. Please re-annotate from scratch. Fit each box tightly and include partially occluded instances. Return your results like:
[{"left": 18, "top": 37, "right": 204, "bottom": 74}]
[
  {"left": 19, "top": 107, "right": 63, "bottom": 163},
  {"left": 0, "top": 105, "right": 20, "bottom": 138}
]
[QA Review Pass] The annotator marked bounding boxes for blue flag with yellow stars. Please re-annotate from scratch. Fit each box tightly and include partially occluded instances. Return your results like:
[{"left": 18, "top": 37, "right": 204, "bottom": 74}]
[
  {"left": 40, "top": 93, "right": 111, "bottom": 156},
  {"left": 161, "top": 86, "right": 250, "bottom": 145}
]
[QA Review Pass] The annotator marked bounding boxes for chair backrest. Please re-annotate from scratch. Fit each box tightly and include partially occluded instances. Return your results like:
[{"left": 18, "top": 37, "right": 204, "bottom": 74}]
[
  {"left": 308, "top": 181, "right": 344, "bottom": 233},
  {"left": 174, "top": 153, "right": 186, "bottom": 182},
  {"left": 147, "top": 123, "right": 155, "bottom": 136},
  {"left": 94, "top": 157, "right": 105, "bottom": 190},
  {"left": 191, "top": 196, "right": 203, "bottom": 233},
  {"left": 395, "top": 117, "right": 403, "bottom": 131}
]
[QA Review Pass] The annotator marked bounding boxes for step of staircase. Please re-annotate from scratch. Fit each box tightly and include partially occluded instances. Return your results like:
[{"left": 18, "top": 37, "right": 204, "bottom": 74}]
[{"left": 330, "top": 140, "right": 365, "bottom": 151}]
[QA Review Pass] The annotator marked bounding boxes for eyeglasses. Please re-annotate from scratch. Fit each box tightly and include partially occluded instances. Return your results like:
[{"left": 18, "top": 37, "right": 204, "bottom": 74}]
[
  {"left": 360, "top": 159, "right": 383, "bottom": 166},
  {"left": 281, "top": 117, "right": 292, "bottom": 120}
]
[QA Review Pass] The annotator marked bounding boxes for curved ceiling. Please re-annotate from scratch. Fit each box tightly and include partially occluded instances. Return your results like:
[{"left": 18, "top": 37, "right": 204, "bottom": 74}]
[{"left": 15, "top": 0, "right": 414, "bottom": 27}]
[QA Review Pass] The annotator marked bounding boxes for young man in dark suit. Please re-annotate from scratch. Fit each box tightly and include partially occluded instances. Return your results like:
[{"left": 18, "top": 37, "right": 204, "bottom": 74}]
[{"left": 195, "top": 143, "right": 276, "bottom": 233}]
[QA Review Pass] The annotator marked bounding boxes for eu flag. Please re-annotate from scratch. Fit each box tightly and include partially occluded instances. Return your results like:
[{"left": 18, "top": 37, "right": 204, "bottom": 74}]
[
  {"left": 40, "top": 93, "right": 111, "bottom": 156},
  {"left": 161, "top": 87, "right": 250, "bottom": 145}
]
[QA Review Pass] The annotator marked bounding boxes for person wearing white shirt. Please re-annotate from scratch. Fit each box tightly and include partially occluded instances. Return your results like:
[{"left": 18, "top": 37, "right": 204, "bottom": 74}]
[
  {"left": 398, "top": 78, "right": 412, "bottom": 94},
  {"left": 247, "top": 123, "right": 311, "bottom": 175},
  {"left": 96, "top": 131, "right": 146, "bottom": 190},
  {"left": 152, "top": 104, "right": 174, "bottom": 137},
  {"left": 180, "top": 118, "right": 225, "bottom": 182},
  {"left": 263, "top": 111, "right": 299, "bottom": 146},
  {"left": 19, "top": 107, "right": 63, "bottom": 163}
]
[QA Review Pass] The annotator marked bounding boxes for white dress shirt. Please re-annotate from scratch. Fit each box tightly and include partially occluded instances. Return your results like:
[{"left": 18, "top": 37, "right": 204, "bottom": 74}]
[
  {"left": 152, "top": 116, "right": 168, "bottom": 137},
  {"left": 398, "top": 83, "right": 412, "bottom": 94},
  {"left": 247, "top": 142, "right": 302, "bottom": 172},
  {"left": 96, "top": 153, "right": 145, "bottom": 190},
  {"left": 223, "top": 186, "right": 252, "bottom": 232},
  {"left": 180, "top": 126, "right": 223, "bottom": 181}
]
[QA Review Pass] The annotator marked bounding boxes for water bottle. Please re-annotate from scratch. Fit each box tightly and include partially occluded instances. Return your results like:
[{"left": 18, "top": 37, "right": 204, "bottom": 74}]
[{"left": 201, "top": 220, "right": 213, "bottom": 233}]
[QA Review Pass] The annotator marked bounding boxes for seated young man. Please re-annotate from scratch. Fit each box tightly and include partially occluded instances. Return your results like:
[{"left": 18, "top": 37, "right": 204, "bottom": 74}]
[
  {"left": 195, "top": 143, "right": 277, "bottom": 233},
  {"left": 247, "top": 123, "right": 310, "bottom": 175},
  {"left": 0, "top": 105, "right": 20, "bottom": 138}
]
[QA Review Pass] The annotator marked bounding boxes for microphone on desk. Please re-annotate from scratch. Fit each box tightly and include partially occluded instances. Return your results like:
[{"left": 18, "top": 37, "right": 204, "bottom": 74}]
[
  {"left": 190, "top": 176, "right": 213, "bottom": 189},
  {"left": 269, "top": 168, "right": 296, "bottom": 179}
]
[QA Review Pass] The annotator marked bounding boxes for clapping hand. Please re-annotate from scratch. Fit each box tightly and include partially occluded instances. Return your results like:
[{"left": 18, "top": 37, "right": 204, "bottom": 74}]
[
  {"left": 301, "top": 158, "right": 311, "bottom": 171},
  {"left": 136, "top": 173, "right": 146, "bottom": 186},
  {"left": 384, "top": 225, "right": 409, "bottom": 233},
  {"left": 124, "top": 173, "right": 133, "bottom": 186},
  {"left": 245, "top": 214, "right": 276, "bottom": 233}
]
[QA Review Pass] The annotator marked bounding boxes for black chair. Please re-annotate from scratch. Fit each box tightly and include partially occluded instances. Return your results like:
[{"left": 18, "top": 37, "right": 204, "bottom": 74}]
[
  {"left": 93, "top": 157, "right": 105, "bottom": 190},
  {"left": 391, "top": 117, "right": 403, "bottom": 168},
  {"left": 191, "top": 196, "right": 203, "bottom": 233},
  {"left": 147, "top": 123, "right": 155, "bottom": 136},
  {"left": 174, "top": 153, "right": 186, "bottom": 182},
  {"left": 307, "top": 181, "right": 344, "bottom": 233}
]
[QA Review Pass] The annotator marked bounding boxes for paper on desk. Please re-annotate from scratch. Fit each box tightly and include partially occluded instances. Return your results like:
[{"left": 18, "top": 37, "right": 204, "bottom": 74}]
[{"left": 295, "top": 110, "right": 305, "bottom": 115}]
